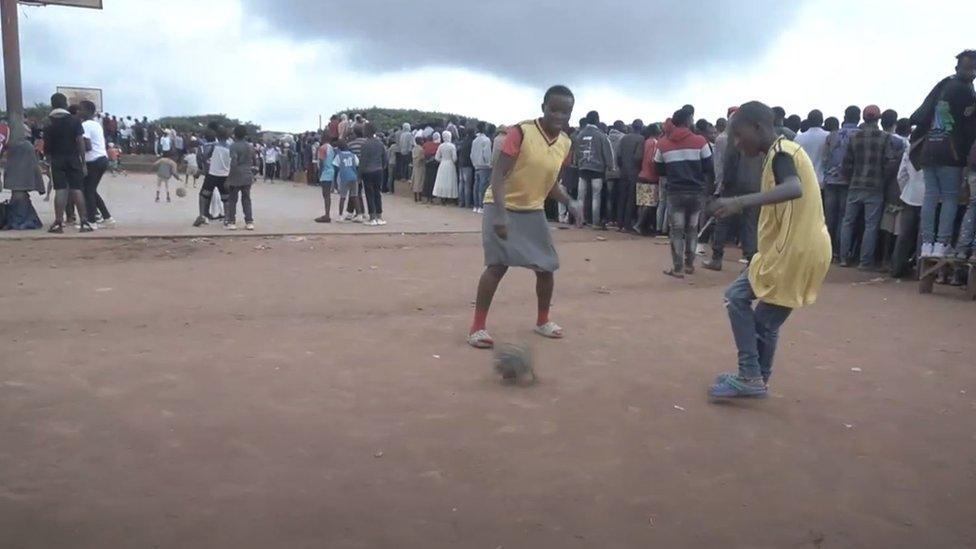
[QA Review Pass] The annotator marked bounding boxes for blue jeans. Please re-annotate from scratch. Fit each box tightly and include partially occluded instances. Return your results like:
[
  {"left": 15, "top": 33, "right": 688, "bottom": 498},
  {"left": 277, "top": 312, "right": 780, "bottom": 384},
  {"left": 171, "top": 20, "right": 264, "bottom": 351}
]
[
  {"left": 921, "top": 166, "right": 963, "bottom": 245},
  {"left": 459, "top": 167, "right": 474, "bottom": 208},
  {"left": 839, "top": 188, "right": 883, "bottom": 267},
  {"left": 473, "top": 168, "right": 491, "bottom": 209},
  {"left": 823, "top": 185, "right": 848, "bottom": 259},
  {"left": 956, "top": 174, "right": 976, "bottom": 252},
  {"left": 725, "top": 269, "right": 793, "bottom": 381}
]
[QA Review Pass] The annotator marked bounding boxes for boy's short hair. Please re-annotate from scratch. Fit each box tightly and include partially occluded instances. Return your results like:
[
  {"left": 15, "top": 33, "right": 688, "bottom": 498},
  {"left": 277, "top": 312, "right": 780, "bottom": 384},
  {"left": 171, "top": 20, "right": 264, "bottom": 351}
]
[
  {"left": 336, "top": 139, "right": 348, "bottom": 150},
  {"left": 233, "top": 125, "right": 247, "bottom": 140}
]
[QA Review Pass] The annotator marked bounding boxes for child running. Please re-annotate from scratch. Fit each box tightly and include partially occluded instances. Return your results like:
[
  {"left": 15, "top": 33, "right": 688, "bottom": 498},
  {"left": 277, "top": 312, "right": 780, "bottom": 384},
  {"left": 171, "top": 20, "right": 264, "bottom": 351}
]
[
  {"left": 151, "top": 155, "right": 180, "bottom": 203},
  {"left": 468, "top": 85, "right": 583, "bottom": 348},
  {"left": 706, "top": 101, "right": 832, "bottom": 398},
  {"left": 332, "top": 140, "right": 363, "bottom": 222},
  {"left": 183, "top": 148, "right": 201, "bottom": 187}
]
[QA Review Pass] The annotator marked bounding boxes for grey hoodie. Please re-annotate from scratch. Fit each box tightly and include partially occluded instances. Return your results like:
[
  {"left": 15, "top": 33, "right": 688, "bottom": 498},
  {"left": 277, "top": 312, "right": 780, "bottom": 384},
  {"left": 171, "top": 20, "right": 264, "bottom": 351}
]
[
  {"left": 397, "top": 123, "right": 413, "bottom": 154},
  {"left": 573, "top": 125, "right": 614, "bottom": 175}
]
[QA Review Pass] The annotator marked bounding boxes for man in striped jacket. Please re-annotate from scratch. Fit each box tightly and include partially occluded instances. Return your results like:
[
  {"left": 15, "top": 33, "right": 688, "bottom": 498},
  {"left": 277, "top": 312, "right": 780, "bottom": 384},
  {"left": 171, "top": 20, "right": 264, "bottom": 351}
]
[{"left": 654, "top": 108, "right": 714, "bottom": 278}]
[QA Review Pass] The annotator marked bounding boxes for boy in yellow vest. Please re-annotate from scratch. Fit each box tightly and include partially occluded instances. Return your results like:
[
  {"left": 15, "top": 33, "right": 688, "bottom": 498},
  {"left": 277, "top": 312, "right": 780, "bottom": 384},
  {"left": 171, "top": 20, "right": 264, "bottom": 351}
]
[
  {"left": 468, "top": 85, "right": 583, "bottom": 349},
  {"left": 706, "top": 101, "right": 832, "bottom": 398}
]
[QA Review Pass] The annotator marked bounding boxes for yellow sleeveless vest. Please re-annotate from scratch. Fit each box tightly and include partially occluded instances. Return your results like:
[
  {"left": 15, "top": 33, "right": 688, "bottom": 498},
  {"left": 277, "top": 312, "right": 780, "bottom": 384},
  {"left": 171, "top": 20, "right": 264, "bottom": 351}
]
[
  {"left": 484, "top": 119, "right": 571, "bottom": 211},
  {"left": 748, "top": 138, "right": 832, "bottom": 309}
]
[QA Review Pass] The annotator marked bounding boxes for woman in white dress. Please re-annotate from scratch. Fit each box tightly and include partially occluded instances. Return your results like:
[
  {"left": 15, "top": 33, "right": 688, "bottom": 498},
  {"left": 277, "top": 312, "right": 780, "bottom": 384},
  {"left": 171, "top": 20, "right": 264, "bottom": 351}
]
[{"left": 432, "top": 130, "right": 459, "bottom": 204}]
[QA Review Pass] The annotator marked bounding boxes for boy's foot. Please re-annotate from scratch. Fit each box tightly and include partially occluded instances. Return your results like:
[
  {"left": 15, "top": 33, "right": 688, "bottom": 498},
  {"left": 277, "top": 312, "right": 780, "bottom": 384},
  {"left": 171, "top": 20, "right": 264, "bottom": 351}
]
[
  {"left": 167, "top": 195, "right": 172, "bottom": 203},
  {"left": 467, "top": 329, "right": 495, "bottom": 349},
  {"left": 351, "top": 215, "right": 364, "bottom": 223},
  {"left": 702, "top": 259, "right": 723, "bottom": 271},
  {"left": 534, "top": 321, "right": 563, "bottom": 339},
  {"left": 101, "top": 218, "right": 117, "bottom": 228},
  {"left": 932, "top": 243, "right": 947, "bottom": 258},
  {"left": 695, "top": 243, "right": 708, "bottom": 256},
  {"left": 66, "top": 216, "right": 77, "bottom": 224},
  {"left": 78, "top": 223, "right": 95, "bottom": 233},
  {"left": 684, "top": 264, "right": 696, "bottom": 275},
  {"left": 193, "top": 216, "right": 208, "bottom": 227},
  {"left": 839, "top": 259, "right": 851, "bottom": 268},
  {"left": 708, "top": 374, "right": 768, "bottom": 399},
  {"left": 155, "top": 194, "right": 160, "bottom": 203},
  {"left": 376, "top": 219, "right": 387, "bottom": 226},
  {"left": 225, "top": 223, "right": 238, "bottom": 231},
  {"left": 663, "top": 268, "right": 685, "bottom": 279},
  {"left": 48, "top": 223, "right": 64, "bottom": 234},
  {"left": 245, "top": 223, "right": 255, "bottom": 231},
  {"left": 919, "top": 243, "right": 934, "bottom": 258},
  {"left": 343, "top": 213, "right": 354, "bottom": 221},
  {"left": 714, "top": 372, "right": 770, "bottom": 387},
  {"left": 314, "top": 215, "right": 332, "bottom": 223}
]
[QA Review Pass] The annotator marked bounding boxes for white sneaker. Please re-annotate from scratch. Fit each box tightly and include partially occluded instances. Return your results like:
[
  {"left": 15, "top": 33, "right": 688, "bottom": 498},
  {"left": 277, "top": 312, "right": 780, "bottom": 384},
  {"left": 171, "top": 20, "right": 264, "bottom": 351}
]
[
  {"left": 352, "top": 215, "right": 364, "bottom": 223},
  {"left": 472, "top": 208, "right": 478, "bottom": 213},
  {"left": 226, "top": 223, "right": 238, "bottom": 231},
  {"left": 245, "top": 223, "right": 255, "bottom": 231},
  {"left": 101, "top": 218, "right": 116, "bottom": 228},
  {"left": 376, "top": 219, "right": 387, "bottom": 226},
  {"left": 932, "top": 243, "right": 946, "bottom": 258},
  {"left": 696, "top": 243, "right": 707, "bottom": 256},
  {"left": 477, "top": 208, "right": 484, "bottom": 214},
  {"left": 920, "top": 243, "right": 934, "bottom": 258}
]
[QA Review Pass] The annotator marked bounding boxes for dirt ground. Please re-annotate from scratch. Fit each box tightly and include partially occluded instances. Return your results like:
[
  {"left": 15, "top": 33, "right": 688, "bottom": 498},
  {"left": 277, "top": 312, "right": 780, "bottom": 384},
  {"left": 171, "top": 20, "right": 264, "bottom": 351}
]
[{"left": 1, "top": 230, "right": 974, "bottom": 548}]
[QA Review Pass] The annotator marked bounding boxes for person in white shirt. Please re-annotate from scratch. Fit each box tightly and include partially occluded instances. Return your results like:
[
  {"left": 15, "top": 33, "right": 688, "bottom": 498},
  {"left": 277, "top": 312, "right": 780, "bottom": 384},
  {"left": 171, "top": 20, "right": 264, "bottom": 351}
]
[
  {"left": 470, "top": 122, "right": 493, "bottom": 212},
  {"left": 264, "top": 144, "right": 280, "bottom": 181},
  {"left": 890, "top": 148, "right": 926, "bottom": 278},
  {"left": 793, "top": 110, "right": 830, "bottom": 187},
  {"left": 193, "top": 126, "right": 231, "bottom": 227},
  {"left": 158, "top": 130, "right": 172, "bottom": 156},
  {"left": 79, "top": 100, "right": 114, "bottom": 227}
]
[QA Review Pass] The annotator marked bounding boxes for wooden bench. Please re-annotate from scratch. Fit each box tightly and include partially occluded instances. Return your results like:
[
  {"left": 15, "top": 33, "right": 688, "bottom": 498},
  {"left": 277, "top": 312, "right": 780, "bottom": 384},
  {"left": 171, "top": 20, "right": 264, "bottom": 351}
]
[{"left": 918, "top": 256, "right": 976, "bottom": 300}]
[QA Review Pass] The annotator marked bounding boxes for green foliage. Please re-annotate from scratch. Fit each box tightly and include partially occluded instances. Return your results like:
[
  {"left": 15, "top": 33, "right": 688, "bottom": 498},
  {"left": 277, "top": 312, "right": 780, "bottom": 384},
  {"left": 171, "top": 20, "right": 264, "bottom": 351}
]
[
  {"left": 0, "top": 102, "right": 52, "bottom": 122},
  {"left": 154, "top": 114, "right": 261, "bottom": 136},
  {"left": 338, "top": 107, "right": 488, "bottom": 134}
]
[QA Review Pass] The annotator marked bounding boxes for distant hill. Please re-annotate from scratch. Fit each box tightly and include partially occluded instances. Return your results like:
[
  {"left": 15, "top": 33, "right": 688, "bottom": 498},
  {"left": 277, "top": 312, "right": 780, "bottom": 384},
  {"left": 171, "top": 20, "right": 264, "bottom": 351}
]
[{"left": 340, "top": 107, "right": 491, "bottom": 134}]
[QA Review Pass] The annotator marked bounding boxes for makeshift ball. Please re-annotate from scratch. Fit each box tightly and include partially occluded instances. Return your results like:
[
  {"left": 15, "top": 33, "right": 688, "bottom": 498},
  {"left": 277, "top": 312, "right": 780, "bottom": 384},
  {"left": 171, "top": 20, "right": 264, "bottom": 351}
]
[
  {"left": 493, "top": 343, "right": 536, "bottom": 385},
  {"left": 176, "top": 187, "right": 187, "bottom": 198}
]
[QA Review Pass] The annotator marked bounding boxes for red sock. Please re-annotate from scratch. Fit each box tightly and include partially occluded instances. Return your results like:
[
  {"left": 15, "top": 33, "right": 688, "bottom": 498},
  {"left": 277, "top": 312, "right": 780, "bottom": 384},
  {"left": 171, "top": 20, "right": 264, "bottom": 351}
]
[
  {"left": 537, "top": 308, "right": 549, "bottom": 327},
  {"left": 470, "top": 309, "right": 489, "bottom": 334}
]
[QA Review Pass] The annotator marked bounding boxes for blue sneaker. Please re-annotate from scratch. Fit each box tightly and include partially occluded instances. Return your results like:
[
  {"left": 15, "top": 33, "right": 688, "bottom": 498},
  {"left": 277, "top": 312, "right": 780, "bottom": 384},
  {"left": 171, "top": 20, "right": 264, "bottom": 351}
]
[
  {"left": 714, "top": 372, "right": 770, "bottom": 386},
  {"left": 709, "top": 374, "right": 768, "bottom": 399}
]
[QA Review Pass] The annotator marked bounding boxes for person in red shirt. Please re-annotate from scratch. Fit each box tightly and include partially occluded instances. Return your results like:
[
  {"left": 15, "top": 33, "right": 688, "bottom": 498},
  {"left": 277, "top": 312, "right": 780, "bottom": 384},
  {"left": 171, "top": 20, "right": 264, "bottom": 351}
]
[{"left": 635, "top": 123, "right": 663, "bottom": 234}]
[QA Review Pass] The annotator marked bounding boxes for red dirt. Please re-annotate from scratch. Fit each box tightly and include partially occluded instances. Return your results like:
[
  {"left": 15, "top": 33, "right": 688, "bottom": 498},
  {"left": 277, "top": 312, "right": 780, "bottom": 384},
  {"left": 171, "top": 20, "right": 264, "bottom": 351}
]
[{"left": 1, "top": 232, "right": 974, "bottom": 548}]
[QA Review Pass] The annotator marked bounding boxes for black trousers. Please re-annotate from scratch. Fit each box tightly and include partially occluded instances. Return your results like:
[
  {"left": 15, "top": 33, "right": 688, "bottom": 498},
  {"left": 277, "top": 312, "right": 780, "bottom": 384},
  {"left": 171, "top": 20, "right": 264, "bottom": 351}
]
[
  {"left": 890, "top": 206, "right": 920, "bottom": 279},
  {"left": 83, "top": 157, "right": 110, "bottom": 223},
  {"left": 226, "top": 186, "right": 253, "bottom": 224},
  {"left": 616, "top": 174, "right": 637, "bottom": 229},
  {"left": 712, "top": 205, "right": 759, "bottom": 261},
  {"left": 199, "top": 174, "right": 228, "bottom": 218},
  {"left": 362, "top": 170, "right": 384, "bottom": 216}
]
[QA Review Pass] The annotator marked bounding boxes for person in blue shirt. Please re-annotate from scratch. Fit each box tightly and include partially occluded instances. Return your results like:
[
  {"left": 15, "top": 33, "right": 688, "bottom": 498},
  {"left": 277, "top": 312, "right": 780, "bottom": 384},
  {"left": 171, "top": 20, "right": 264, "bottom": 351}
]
[
  {"left": 316, "top": 138, "right": 337, "bottom": 223},
  {"left": 332, "top": 140, "right": 363, "bottom": 223}
]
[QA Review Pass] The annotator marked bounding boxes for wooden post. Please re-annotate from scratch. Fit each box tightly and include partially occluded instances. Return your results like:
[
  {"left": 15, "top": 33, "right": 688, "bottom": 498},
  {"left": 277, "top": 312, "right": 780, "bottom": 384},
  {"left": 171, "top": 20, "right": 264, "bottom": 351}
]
[{"left": 1, "top": 0, "right": 24, "bottom": 143}]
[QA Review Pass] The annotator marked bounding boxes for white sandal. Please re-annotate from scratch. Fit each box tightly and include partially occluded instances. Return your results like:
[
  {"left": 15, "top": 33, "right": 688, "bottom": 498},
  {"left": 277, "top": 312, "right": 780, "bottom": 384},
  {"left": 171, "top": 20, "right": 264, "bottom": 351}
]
[
  {"left": 468, "top": 329, "right": 495, "bottom": 349},
  {"left": 534, "top": 321, "right": 563, "bottom": 339}
]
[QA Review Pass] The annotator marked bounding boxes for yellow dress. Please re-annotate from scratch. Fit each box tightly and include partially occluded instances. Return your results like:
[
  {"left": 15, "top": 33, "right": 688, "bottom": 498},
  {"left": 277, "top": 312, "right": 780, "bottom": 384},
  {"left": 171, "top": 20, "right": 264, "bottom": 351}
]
[{"left": 748, "top": 138, "right": 832, "bottom": 309}]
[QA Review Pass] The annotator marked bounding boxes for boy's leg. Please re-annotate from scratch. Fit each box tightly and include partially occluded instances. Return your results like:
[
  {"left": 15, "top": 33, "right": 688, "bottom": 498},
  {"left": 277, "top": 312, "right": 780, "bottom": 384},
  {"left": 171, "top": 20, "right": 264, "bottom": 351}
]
[
  {"left": 667, "top": 195, "right": 687, "bottom": 271},
  {"left": 471, "top": 265, "right": 508, "bottom": 335},
  {"left": 226, "top": 187, "right": 238, "bottom": 224},
  {"left": 935, "top": 166, "right": 962, "bottom": 246},
  {"left": 839, "top": 192, "right": 863, "bottom": 264},
  {"left": 535, "top": 271, "right": 554, "bottom": 327},
  {"left": 723, "top": 270, "right": 762, "bottom": 380},
  {"left": 242, "top": 186, "right": 253, "bottom": 223},
  {"left": 955, "top": 175, "right": 976, "bottom": 255},
  {"left": 858, "top": 192, "right": 884, "bottom": 268},
  {"left": 754, "top": 301, "right": 793, "bottom": 384},
  {"left": 685, "top": 198, "right": 703, "bottom": 267},
  {"left": 321, "top": 185, "right": 332, "bottom": 218},
  {"left": 591, "top": 178, "right": 604, "bottom": 227}
]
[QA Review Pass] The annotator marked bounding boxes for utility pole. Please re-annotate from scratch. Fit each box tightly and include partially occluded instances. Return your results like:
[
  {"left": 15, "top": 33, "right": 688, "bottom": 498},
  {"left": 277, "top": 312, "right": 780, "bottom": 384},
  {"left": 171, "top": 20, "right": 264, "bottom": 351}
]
[{"left": 1, "top": 0, "right": 24, "bottom": 143}]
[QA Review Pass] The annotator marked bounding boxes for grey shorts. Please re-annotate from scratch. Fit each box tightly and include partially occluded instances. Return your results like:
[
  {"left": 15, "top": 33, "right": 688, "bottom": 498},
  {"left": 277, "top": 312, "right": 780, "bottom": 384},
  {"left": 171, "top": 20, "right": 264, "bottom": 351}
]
[{"left": 338, "top": 179, "right": 359, "bottom": 198}]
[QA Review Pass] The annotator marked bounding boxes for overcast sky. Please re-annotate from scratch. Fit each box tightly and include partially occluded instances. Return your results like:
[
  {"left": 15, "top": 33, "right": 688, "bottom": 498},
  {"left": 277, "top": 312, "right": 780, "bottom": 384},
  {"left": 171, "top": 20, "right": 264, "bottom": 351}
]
[{"left": 5, "top": 0, "right": 974, "bottom": 131}]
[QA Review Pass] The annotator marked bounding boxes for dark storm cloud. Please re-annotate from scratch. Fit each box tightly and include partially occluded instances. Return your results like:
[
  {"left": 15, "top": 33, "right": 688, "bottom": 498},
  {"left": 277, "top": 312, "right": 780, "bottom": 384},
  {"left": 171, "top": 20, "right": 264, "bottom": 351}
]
[{"left": 242, "top": 0, "right": 805, "bottom": 85}]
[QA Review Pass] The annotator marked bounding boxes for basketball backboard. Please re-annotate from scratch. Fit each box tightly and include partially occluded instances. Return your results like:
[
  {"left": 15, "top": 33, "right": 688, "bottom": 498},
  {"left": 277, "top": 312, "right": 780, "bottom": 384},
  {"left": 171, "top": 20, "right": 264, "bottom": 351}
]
[
  {"left": 56, "top": 86, "right": 103, "bottom": 111},
  {"left": 19, "top": 0, "right": 102, "bottom": 8}
]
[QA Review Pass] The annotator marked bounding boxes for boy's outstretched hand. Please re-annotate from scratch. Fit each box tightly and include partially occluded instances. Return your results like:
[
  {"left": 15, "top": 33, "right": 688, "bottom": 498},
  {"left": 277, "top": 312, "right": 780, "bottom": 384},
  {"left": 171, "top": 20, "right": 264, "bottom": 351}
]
[{"left": 707, "top": 196, "right": 743, "bottom": 219}]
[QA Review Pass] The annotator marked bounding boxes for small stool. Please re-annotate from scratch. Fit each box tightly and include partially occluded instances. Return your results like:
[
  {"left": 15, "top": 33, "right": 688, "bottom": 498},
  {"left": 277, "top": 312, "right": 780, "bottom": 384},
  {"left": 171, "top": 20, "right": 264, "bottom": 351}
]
[{"left": 919, "top": 256, "right": 976, "bottom": 300}]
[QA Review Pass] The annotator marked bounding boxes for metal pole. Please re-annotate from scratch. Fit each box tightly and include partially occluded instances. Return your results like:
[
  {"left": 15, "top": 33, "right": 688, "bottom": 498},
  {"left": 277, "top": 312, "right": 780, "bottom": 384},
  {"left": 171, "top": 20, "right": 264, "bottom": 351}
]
[{"left": 1, "top": 0, "right": 24, "bottom": 143}]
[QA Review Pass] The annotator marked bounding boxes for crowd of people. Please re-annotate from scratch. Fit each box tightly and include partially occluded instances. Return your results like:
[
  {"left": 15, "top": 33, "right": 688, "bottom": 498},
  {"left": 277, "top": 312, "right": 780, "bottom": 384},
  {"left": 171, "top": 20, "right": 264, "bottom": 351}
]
[{"left": 1, "top": 51, "right": 974, "bottom": 287}]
